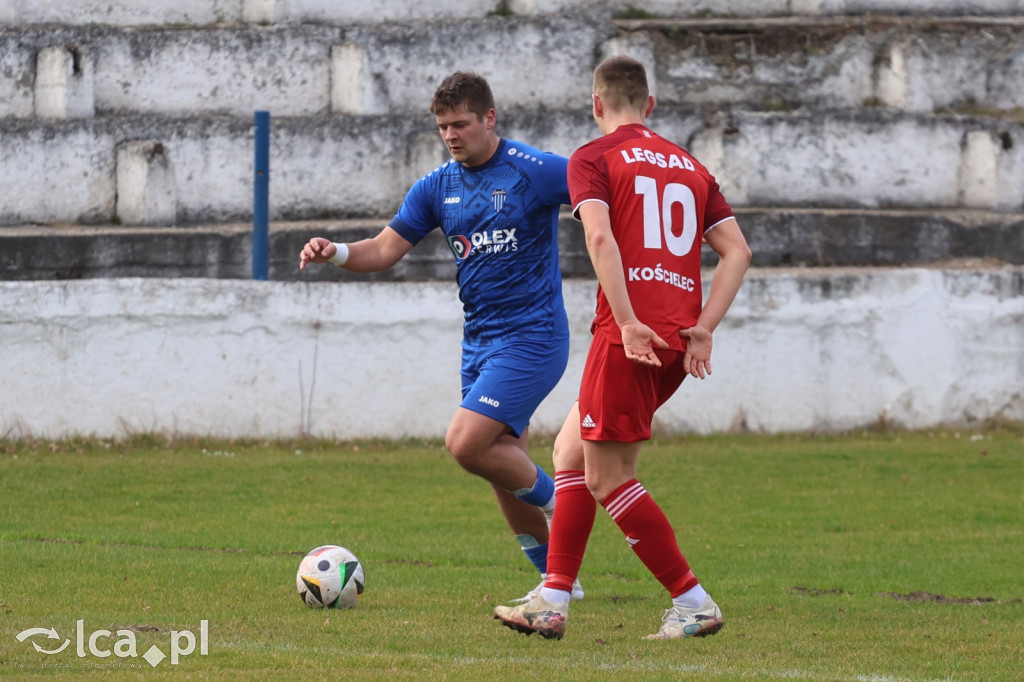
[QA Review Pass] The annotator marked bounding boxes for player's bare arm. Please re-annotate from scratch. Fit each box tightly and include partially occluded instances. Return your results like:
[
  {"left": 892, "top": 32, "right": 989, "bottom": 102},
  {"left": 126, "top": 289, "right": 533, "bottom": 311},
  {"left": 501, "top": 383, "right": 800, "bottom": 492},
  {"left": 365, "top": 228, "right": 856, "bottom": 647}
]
[
  {"left": 578, "top": 201, "right": 668, "bottom": 367},
  {"left": 299, "top": 226, "right": 415, "bottom": 273},
  {"left": 679, "top": 218, "right": 752, "bottom": 379}
]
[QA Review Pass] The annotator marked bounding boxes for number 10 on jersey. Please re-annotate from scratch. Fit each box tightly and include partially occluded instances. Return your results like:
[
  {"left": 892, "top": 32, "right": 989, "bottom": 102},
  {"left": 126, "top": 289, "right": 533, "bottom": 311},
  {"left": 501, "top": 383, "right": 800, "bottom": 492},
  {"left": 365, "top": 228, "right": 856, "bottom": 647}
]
[{"left": 635, "top": 175, "right": 698, "bottom": 257}]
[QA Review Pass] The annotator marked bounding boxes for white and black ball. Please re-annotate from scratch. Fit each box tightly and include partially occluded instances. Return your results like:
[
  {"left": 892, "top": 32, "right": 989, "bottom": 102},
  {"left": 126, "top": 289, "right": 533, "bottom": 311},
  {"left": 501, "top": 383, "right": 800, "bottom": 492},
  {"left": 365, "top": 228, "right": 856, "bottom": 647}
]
[{"left": 296, "top": 545, "right": 365, "bottom": 609}]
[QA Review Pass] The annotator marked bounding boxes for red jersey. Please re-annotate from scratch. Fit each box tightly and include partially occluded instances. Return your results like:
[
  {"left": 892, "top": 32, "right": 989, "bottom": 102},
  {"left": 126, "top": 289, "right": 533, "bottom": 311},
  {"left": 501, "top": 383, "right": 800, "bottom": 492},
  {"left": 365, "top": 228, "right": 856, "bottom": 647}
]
[{"left": 568, "top": 123, "right": 734, "bottom": 352}]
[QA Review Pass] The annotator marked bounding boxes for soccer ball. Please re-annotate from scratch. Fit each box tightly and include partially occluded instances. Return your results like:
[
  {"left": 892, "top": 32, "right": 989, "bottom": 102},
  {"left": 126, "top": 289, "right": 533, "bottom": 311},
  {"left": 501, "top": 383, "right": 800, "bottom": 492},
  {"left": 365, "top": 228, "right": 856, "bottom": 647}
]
[{"left": 296, "top": 545, "right": 365, "bottom": 609}]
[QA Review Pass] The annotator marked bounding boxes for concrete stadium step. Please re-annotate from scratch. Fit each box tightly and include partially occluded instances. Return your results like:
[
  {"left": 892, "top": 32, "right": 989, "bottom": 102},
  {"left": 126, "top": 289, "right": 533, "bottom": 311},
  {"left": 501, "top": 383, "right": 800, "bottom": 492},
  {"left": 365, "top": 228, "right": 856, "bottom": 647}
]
[
  {"left": 0, "top": 0, "right": 585, "bottom": 27},
  {"left": 0, "top": 15, "right": 610, "bottom": 119},
  {"left": 2, "top": 108, "right": 1021, "bottom": 226},
  {"left": 3, "top": 0, "right": 1021, "bottom": 27},
  {"left": 614, "top": 15, "right": 1024, "bottom": 113},
  {"left": 2, "top": 209, "right": 1021, "bottom": 282},
  {"left": 3, "top": 15, "right": 1022, "bottom": 119}
]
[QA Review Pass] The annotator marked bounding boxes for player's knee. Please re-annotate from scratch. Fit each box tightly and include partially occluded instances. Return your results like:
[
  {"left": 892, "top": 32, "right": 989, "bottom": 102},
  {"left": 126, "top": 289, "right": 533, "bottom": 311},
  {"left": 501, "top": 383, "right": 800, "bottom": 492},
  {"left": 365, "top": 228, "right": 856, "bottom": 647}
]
[
  {"left": 584, "top": 471, "right": 615, "bottom": 503},
  {"left": 444, "top": 426, "right": 482, "bottom": 471},
  {"left": 443, "top": 427, "right": 463, "bottom": 459},
  {"left": 552, "top": 435, "right": 584, "bottom": 471}
]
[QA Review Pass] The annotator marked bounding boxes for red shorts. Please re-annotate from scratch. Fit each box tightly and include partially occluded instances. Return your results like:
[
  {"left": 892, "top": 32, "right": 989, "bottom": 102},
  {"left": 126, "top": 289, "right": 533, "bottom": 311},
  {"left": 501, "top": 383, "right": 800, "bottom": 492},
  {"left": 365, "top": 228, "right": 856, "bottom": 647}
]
[{"left": 578, "top": 332, "right": 687, "bottom": 443}]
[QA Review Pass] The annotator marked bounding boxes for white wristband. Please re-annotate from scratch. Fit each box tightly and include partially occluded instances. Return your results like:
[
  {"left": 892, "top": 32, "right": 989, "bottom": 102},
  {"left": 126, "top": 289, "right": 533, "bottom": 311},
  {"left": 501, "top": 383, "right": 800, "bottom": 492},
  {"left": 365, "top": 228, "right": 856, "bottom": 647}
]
[{"left": 328, "top": 242, "right": 349, "bottom": 266}]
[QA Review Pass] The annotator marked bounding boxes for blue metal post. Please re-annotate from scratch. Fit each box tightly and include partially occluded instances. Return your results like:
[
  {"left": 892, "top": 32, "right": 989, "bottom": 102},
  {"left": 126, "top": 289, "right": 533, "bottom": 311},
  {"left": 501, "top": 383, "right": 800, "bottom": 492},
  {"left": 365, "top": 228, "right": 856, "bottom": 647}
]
[{"left": 252, "top": 110, "right": 270, "bottom": 280}]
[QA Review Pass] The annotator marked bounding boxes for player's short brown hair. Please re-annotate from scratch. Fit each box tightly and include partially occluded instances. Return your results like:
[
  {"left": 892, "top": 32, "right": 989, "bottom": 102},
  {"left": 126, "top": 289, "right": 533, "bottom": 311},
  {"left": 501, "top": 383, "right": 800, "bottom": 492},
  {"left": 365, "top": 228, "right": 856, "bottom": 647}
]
[
  {"left": 430, "top": 72, "right": 495, "bottom": 119},
  {"left": 593, "top": 55, "right": 649, "bottom": 112}
]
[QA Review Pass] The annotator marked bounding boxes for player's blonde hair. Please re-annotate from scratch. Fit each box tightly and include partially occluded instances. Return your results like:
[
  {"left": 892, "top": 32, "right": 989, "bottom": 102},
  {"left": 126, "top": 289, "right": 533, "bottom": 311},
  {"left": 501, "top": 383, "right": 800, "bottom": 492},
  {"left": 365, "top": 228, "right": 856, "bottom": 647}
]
[{"left": 593, "top": 55, "right": 649, "bottom": 112}]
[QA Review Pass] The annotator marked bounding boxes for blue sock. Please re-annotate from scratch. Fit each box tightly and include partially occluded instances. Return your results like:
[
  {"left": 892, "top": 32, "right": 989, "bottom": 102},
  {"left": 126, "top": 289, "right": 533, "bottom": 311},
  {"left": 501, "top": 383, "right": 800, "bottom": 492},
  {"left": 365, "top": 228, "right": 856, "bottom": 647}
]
[
  {"left": 514, "top": 464, "right": 555, "bottom": 508},
  {"left": 518, "top": 539, "right": 548, "bottom": 575}
]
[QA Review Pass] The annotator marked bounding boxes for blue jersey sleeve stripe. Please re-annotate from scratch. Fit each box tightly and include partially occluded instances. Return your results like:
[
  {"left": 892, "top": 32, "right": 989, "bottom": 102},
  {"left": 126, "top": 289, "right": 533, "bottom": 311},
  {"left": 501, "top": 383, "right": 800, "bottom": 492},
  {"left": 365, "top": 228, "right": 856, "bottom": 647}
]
[{"left": 388, "top": 217, "right": 424, "bottom": 245}]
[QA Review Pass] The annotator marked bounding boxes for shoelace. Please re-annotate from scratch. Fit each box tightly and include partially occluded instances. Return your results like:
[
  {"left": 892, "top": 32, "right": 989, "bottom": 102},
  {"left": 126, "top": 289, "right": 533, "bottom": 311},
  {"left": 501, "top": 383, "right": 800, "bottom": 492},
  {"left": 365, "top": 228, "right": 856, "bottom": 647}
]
[{"left": 510, "top": 579, "right": 545, "bottom": 604}]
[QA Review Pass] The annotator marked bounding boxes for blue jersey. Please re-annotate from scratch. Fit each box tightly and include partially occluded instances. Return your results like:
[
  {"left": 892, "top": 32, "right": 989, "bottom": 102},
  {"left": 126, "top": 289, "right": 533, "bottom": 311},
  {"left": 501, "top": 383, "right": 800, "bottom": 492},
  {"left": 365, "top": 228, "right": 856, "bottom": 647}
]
[{"left": 390, "top": 139, "right": 571, "bottom": 345}]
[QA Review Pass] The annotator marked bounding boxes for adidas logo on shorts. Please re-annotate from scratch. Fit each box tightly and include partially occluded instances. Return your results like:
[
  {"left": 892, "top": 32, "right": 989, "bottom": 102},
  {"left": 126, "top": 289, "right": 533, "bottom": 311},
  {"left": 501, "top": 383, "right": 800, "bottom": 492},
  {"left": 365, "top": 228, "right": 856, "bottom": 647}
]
[{"left": 581, "top": 414, "right": 596, "bottom": 429}]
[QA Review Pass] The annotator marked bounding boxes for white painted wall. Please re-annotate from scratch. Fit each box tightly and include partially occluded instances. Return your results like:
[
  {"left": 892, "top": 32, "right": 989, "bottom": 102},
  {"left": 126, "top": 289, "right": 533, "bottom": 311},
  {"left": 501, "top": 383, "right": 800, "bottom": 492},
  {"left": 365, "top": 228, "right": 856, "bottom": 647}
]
[{"left": 2, "top": 269, "right": 1021, "bottom": 440}]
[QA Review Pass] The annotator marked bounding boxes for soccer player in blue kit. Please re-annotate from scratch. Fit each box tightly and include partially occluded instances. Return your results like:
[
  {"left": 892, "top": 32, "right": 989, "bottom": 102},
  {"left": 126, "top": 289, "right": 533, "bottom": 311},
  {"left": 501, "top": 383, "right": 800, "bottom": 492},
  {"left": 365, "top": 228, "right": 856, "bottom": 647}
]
[{"left": 299, "top": 71, "right": 583, "bottom": 603}]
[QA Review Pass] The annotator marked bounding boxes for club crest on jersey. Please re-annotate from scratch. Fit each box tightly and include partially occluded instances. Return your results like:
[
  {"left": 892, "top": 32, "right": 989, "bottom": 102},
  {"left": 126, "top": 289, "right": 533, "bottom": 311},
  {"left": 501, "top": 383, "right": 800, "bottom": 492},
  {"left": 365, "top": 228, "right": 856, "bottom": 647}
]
[{"left": 491, "top": 189, "right": 507, "bottom": 213}]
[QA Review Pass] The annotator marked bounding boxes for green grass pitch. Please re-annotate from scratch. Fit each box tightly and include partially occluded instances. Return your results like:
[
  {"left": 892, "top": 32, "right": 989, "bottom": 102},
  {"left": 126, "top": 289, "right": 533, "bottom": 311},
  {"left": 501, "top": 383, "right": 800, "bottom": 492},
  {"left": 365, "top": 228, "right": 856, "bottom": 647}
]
[{"left": 1, "top": 427, "right": 1021, "bottom": 680}]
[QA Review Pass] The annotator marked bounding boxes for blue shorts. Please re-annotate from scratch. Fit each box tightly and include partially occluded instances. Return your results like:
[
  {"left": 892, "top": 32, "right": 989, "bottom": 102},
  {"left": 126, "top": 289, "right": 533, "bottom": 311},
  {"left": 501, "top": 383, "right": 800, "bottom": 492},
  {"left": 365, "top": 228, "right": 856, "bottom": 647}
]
[{"left": 459, "top": 336, "right": 569, "bottom": 438}]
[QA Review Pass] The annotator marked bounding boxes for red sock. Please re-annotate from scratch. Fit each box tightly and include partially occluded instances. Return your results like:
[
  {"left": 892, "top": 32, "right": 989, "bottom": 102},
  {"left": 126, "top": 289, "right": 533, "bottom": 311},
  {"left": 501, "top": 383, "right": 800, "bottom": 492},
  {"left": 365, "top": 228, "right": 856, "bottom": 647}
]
[
  {"left": 543, "top": 470, "right": 596, "bottom": 593},
  {"left": 601, "top": 479, "right": 698, "bottom": 598}
]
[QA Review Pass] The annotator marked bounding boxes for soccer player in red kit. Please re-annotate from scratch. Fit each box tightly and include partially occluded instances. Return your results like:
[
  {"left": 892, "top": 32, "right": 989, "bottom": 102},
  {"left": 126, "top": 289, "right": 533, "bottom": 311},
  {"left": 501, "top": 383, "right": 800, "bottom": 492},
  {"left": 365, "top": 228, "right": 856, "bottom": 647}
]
[{"left": 494, "top": 55, "right": 751, "bottom": 640}]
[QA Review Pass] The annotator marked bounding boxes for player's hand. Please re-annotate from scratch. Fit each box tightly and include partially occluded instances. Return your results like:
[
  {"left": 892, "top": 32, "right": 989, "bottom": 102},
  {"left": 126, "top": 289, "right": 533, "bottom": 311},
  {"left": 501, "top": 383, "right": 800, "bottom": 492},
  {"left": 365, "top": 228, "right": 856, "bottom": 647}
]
[
  {"left": 620, "top": 320, "right": 669, "bottom": 367},
  {"left": 679, "top": 323, "right": 713, "bottom": 379},
  {"left": 299, "top": 237, "right": 336, "bottom": 271}
]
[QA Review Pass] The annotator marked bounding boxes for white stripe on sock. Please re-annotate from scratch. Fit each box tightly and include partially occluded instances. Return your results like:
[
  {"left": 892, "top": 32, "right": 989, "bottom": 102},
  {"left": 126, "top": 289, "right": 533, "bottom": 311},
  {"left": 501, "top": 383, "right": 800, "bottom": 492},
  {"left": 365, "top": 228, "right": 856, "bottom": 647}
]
[
  {"left": 605, "top": 483, "right": 646, "bottom": 521},
  {"left": 555, "top": 473, "right": 586, "bottom": 492}
]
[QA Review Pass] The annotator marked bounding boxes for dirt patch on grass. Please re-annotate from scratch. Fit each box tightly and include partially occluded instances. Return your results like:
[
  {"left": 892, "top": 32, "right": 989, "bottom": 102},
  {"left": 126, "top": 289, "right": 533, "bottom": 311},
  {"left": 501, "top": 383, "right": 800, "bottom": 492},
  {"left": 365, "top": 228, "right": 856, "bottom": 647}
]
[
  {"left": 790, "top": 586, "right": 852, "bottom": 597},
  {"left": 791, "top": 586, "right": 1021, "bottom": 604},
  {"left": 878, "top": 591, "right": 1021, "bottom": 605}
]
